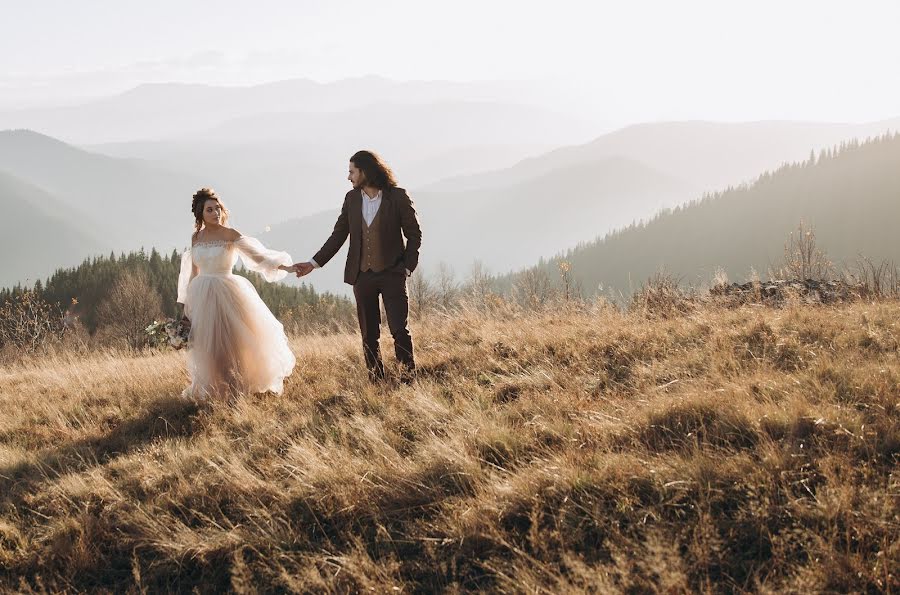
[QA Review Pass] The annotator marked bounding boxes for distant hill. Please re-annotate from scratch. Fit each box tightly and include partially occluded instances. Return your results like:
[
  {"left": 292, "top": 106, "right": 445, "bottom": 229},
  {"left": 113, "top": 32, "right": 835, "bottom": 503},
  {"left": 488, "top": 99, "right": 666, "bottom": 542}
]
[
  {"left": 84, "top": 100, "right": 590, "bottom": 225},
  {"left": 507, "top": 133, "right": 900, "bottom": 297},
  {"left": 426, "top": 119, "right": 900, "bottom": 195},
  {"left": 83, "top": 138, "right": 349, "bottom": 230},
  {"left": 0, "top": 77, "right": 587, "bottom": 144},
  {"left": 0, "top": 170, "right": 105, "bottom": 287},
  {"left": 0, "top": 129, "right": 210, "bottom": 252},
  {"left": 400, "top": 143, "right": 550, "bottom": 189}
]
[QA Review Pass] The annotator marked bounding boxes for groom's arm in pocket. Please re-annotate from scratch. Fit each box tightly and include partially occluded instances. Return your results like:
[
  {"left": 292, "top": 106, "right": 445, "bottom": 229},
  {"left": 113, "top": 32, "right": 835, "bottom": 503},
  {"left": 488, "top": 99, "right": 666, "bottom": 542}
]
[
  {"left": 399, "top": 189, "right": 422, "bottom": 274},
  {"left": 311, "top": 195, "right": 351, "bottom": 268}
]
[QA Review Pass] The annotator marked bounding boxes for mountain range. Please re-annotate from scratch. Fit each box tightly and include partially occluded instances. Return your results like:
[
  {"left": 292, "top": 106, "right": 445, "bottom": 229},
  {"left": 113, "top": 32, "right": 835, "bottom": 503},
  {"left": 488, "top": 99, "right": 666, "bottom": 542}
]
[
  {"left": 1, "top": 78, "right": 898, "bottom": 294},
  {"left": 260, "top": 119, "right": 900, "bottom": 295},
  {"left": 0, "top": 77, "right": 591, "bottom": 145},
  {"left": 507, "top": 133, "right": 900, "bottom": 298}
]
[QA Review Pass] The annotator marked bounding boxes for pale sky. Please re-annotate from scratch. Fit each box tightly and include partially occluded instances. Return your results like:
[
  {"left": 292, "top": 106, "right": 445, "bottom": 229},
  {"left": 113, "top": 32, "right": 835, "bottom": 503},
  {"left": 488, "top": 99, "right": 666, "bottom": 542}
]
[{"left": 2, "top": 0, "right": 899, "bottom": 125}]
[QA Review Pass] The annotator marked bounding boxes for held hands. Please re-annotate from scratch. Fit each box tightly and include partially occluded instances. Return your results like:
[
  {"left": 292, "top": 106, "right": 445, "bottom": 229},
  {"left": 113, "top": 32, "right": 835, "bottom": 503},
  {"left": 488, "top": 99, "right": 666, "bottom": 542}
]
[
  {"left": 288, "top": 262, "right": 315, "bottom": 278},
  {"left": 277, "top": 263, "right": 314, "bottom": 277}
]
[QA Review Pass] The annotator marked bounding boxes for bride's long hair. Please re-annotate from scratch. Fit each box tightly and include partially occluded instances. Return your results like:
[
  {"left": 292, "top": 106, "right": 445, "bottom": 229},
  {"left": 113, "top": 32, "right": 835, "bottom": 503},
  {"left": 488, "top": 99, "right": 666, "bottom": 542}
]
[
  {"left": 191, "top": 187, "right": 230, "bottom": 233},
  {"left": 350, "top": 150, "right": 398, "bottom": 189}
]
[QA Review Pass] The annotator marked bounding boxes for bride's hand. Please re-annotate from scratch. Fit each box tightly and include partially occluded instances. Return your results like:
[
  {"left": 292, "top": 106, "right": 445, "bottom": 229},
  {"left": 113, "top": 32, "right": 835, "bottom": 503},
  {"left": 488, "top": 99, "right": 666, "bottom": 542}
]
[{"left": 278, "top": 264, "right": 295, "bottom": 272}]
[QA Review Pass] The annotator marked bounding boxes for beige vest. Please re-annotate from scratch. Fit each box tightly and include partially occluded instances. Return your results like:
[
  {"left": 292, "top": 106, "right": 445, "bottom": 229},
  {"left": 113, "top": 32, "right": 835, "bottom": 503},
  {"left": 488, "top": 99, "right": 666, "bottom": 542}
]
[{"left": 360, "top": 207, "right": 387, "bottom": 273}]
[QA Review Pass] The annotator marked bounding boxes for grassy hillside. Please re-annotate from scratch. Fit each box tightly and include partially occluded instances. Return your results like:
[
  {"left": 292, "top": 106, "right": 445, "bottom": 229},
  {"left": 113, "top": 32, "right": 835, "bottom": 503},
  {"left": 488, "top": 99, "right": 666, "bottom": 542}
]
[{"left": 0, "top": 298, "right": 897, "bottom": 592}]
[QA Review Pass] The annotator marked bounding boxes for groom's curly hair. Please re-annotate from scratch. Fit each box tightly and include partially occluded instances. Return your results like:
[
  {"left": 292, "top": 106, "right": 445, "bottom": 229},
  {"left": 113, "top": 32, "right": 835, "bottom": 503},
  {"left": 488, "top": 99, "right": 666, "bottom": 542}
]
[{"left": 350, "top": 150, "right": 398, "bottom": 189}]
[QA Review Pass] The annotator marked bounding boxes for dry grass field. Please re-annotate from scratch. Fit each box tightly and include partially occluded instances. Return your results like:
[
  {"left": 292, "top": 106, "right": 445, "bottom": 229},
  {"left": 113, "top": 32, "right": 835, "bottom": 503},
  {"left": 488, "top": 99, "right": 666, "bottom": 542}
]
[{"left": 0, "top": 298, "right": 898, "bottom": 593}]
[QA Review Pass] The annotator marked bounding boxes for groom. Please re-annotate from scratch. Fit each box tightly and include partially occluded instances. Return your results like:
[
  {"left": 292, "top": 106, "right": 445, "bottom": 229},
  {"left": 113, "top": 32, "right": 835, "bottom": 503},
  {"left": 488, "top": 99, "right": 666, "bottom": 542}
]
[{"left": 292, "top": 150, "right": 422, "bottom": 382}]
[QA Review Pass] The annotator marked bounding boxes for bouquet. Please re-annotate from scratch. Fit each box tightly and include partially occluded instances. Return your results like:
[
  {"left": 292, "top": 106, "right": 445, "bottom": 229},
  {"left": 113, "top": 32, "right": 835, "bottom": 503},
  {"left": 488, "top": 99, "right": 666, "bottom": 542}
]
[{"left": 145, "top": 317, "right": 191, "bottom": 350}]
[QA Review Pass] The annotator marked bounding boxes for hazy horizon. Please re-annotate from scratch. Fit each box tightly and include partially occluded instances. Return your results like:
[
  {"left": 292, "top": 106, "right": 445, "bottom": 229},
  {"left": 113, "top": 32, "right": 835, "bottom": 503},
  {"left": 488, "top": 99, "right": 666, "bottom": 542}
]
[{"left": 3, "top": 0, "right": 900, "bottom": 128}]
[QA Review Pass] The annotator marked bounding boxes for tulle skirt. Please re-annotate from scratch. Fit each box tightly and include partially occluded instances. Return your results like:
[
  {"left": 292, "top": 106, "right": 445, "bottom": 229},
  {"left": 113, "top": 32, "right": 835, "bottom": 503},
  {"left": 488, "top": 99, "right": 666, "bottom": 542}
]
[{"left": 183, "top": 273, "right": 295, "bottom": 400}]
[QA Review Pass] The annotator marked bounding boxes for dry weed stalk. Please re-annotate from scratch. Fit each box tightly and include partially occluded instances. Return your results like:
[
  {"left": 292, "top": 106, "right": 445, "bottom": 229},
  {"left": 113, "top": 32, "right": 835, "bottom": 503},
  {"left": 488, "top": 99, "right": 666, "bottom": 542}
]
[{"left": 778, "top": 221, "right": 833, "bottom": 281}]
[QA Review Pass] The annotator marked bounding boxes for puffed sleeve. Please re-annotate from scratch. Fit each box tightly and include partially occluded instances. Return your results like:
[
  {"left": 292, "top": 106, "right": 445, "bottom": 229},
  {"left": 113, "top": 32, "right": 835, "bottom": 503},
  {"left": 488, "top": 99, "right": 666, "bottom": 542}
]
[
  {"left": 235, "top": 236, "right": 292, "bottom": 282},
  {"left": 176, "top": 247, "right": 193, "bottom": 305}
]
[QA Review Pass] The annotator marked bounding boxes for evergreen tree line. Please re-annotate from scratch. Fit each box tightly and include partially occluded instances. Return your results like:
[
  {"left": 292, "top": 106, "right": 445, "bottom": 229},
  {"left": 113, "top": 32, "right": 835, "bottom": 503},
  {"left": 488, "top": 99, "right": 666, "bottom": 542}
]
[{"left": 0, "top": 248, "right": 354, "bottom": 333}]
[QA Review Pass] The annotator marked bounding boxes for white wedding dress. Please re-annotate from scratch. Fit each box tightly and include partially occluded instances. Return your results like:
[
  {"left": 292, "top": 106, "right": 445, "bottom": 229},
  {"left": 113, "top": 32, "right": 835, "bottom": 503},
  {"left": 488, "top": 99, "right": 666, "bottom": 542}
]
[{"left": 176, "top": 237, "right": 296, "bottom": 400}]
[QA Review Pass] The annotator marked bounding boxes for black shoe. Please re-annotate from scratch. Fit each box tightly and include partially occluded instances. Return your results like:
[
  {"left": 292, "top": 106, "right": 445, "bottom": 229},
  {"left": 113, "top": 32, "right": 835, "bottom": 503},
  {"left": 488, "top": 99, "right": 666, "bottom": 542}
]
[
  {"left": 398, "top": 368, "right": 417, "bottom": 385},
  {"left": 368, "top": 369, "right": 387, "bottom": 384}
]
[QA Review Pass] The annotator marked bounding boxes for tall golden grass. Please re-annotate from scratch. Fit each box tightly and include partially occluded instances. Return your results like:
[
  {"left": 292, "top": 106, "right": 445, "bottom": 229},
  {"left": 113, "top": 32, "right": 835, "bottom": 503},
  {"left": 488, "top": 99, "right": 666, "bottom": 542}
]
[{"left": 0, "top": 298, "right": 897, "bottom": 593}]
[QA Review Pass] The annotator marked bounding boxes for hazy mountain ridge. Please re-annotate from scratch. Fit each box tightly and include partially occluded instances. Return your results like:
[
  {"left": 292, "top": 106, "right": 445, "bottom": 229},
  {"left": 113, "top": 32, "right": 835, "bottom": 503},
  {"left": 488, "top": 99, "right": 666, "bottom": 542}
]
[
  {"left": 190, "top": 100, "right": 593, "bottom": 147},
  {"left": 425, "top": 119, "right": 899, "bottom": 194},
  {"left": 0, "top": 130, "right": 203, "bottom": 251},
  {"left": 508, "top": 133, "right": 900, "bottom": 297},
  {"left": 0, "top": 77, "right": 570, "bottom": 144},
  {"left": 0, "top": 170, "right": 105, "bottom": 287}
]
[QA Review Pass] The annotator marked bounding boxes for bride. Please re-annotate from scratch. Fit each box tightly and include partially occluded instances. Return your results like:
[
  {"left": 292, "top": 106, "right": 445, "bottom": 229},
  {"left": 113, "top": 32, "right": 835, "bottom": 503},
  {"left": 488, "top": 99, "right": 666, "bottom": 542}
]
[{"left": 176, "top": 188, "right": 296, "bottom": 400}]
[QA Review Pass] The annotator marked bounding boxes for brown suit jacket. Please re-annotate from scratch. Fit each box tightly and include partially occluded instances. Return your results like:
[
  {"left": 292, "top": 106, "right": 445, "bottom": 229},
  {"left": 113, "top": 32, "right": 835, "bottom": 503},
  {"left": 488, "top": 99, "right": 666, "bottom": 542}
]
[{"left": 313, "top": 186, "right": 422, "bottom": 285}]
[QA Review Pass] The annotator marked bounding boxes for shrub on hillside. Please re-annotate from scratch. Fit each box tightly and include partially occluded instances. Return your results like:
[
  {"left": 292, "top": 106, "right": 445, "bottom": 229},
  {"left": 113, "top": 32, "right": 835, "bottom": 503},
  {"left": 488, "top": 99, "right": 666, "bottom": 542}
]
[
  {"left": 630, "top": 273, "right": 696, "bottom": 318},
  {"left": 96, "top": 270, "right": 163, "bottom": 350},
  {"left": 0, "top": 289, "right": 70, "bottom": 354}
]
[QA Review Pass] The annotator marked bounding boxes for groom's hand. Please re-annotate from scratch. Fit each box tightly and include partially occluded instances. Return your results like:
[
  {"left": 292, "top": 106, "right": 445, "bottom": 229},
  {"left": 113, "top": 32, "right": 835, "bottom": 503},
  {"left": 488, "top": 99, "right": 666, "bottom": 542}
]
[{"left": 293, "top": 262, "right": 315, "bottom": 277}]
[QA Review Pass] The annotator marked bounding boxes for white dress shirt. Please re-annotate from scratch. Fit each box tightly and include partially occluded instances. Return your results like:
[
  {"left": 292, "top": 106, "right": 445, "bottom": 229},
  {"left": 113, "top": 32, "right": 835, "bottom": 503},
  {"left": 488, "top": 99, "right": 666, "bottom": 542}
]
[{"left": 361, "top": 189, "right": 382, "bottom": 226}]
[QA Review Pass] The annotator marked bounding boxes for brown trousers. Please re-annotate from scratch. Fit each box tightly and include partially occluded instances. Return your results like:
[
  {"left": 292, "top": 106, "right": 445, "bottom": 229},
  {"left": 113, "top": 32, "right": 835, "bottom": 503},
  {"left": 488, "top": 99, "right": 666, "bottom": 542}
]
[{"left": 352, "top": 268, "right": 415, "bottom": 378}]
